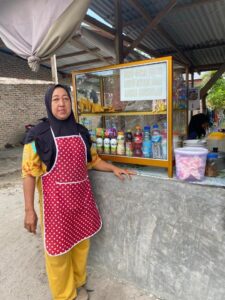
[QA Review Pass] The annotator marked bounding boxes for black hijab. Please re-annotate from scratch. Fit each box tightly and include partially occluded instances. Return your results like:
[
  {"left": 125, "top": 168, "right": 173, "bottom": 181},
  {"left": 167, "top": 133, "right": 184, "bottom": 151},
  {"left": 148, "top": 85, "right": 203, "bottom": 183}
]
[
  {"left": 25, "top": 84, "right": 92, "bottom": 171},
  {"left": 188, "top": 113, "right": 209, "bottom": 139}
]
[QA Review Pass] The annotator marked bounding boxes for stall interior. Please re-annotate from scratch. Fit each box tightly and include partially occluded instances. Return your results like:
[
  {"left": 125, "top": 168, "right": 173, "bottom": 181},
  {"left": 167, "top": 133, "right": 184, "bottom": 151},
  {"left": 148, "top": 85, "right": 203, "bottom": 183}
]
[{"left": 72, "top": 57, "right": 188, "bottom": 177}]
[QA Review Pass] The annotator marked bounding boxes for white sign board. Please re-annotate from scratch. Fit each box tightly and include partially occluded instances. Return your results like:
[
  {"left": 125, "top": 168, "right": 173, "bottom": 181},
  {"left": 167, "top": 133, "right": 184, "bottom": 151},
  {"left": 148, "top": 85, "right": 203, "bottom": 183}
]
[{"left": 120, "top": 62, "right": 167, "bottom": 101}]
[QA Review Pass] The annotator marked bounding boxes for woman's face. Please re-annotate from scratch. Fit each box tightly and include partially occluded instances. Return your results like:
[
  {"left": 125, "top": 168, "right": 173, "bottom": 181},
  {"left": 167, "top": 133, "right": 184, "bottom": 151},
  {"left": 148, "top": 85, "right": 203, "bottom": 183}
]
[{"left": 51, "top": 87, "right": 71, "bottom": 120}]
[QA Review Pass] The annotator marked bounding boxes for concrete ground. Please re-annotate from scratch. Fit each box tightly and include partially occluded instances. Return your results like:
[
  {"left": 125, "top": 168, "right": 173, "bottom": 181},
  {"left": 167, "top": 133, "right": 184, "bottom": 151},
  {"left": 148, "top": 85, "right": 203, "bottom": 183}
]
[{"left": 0, "top": 146, "right": 161, "bottom": 300}]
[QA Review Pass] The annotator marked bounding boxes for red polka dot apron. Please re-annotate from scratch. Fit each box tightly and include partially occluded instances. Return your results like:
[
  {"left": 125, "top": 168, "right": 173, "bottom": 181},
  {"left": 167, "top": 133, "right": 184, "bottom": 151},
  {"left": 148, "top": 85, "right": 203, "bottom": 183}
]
[{"left": 41, "top": 130, "right": 102, "bottom": 256}]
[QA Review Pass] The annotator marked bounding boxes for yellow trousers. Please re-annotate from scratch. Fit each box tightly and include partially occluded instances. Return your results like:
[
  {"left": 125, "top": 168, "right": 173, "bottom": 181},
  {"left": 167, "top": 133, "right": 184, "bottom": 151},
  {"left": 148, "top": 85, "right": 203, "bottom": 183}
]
[
  {"left": 38, "top": 180, "right": 90, "bottom": 300},
  {"left": 45, "top": 239, "right": 90, "bottom": 300}
]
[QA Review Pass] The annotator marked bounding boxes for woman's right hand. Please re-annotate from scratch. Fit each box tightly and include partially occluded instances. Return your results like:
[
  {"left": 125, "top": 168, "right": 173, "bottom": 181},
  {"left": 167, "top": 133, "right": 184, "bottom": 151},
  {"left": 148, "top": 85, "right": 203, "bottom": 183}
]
[{"left": 24, "top": 209, "right": 38, "bottom": 234}]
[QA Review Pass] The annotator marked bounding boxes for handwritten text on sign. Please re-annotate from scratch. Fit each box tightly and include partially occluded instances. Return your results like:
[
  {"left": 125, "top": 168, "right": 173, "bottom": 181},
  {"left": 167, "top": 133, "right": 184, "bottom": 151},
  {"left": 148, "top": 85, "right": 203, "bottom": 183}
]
[{"left": 120, "top": 62, "right": 167, "bottom": 101}]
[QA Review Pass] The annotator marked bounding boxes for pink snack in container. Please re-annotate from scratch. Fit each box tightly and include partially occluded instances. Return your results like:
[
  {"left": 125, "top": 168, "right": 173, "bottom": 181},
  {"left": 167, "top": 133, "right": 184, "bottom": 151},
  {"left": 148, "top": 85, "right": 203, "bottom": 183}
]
[{"left": 175, "top": 147, "right": 208, "bottom": 181}]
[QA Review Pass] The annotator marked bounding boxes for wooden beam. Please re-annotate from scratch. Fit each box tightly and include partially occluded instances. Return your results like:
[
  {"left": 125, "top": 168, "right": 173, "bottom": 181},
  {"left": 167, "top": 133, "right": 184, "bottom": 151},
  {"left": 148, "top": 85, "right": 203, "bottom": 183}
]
[
  {"left": 127, "top": 0, "right": 193, "bottom": 65},
  {"left": 125, "top": 0, "right": 177, "bottom": 57},
  {"left": 84, "top": 14, "right": 158, "bottom": 58},
  {"left": 174, "top": 0, "right": 221, "bottom": 11},
  {"left": 185, "top": 42, "right": 225, "bottom": 52},
  {"left": 84, "top": 15, "right": 116, "bottom": 37},
  {"left": 200, "top": 63, "right": 225, "bottom": 98},
  {"left": 70, "top": 38, "right": 114, "bottom": 65},
  {"left": 115, "top": 0, "right": 124, "bottom": 63},
  {"left": 58, "top": 57, "right": 113, "bottom": 69},
  {"left": 55, "top": 48, "right": 99, "bottom": 60},
  {"left": 42, "top": 48, "right": 100, "bottom": 62},
  {"left": 193, "top": 63, "right": 223, "bottom": 72},
  {"left": 156, "top": 41, "right": 225, "bottom": 57},
  {"left": 124, "top": 0, "right": 220, "bottom": 27}
]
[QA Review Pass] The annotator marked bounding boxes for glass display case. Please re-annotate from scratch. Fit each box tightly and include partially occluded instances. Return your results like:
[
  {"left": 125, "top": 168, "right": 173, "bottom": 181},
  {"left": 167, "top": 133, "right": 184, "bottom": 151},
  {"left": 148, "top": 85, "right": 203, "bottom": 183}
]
[{"left": 71, "top": 56, "right": 187, "bottom": 177}]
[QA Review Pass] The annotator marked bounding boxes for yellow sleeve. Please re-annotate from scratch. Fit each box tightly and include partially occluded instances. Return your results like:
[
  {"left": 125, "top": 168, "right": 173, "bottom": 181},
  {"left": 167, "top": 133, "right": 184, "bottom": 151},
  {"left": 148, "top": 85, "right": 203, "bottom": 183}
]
[
  {"left": 22, "top": 142, "right": 47, "bottom": 178},
  {"left": 87, "top": 145, "right": 101, "bottom": 169}
]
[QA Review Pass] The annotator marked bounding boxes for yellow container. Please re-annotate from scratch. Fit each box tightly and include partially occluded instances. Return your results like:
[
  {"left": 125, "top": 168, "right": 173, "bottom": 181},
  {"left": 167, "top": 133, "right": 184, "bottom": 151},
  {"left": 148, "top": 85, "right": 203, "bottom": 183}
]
[{"left": 207, "top": 132, "right": 225, "bottom": 152}]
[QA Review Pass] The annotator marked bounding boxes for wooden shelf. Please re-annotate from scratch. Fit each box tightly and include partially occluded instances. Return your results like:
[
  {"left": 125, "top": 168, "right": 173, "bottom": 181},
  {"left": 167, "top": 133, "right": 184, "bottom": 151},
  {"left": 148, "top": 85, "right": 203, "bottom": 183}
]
[
  {"left": 79, "top": 111, "right": 167, "bottom": 117},
  {"left": 78, "top": 109, "right": 185, "bottom": 117},
  {"left": 99, "top": 154, "right": 169, "bottom": 167}
]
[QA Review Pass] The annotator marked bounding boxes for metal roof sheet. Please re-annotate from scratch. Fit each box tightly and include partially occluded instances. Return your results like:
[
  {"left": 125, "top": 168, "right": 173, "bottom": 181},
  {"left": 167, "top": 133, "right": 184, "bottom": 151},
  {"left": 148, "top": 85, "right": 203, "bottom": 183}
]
[
  {"left": 89, "top": 0, "right": 225, "bottom": 70},
  {"left": 1, "top": 0, "right": 225, "bottom": 72}
]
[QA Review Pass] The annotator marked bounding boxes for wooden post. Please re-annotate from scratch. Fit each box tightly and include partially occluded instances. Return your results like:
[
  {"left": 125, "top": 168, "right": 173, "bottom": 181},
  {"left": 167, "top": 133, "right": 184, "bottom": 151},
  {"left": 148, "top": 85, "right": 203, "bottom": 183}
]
[
  {"left": 191, "top": 72, "right": 194, "bottom": 87},
  {"left": 115, "top": 0, "right": 123, "bottom": 64},
  {"left": 202, "top": 94, "right": 207, "bottom": 114},
  {"left": 186, "top": 66, "right": 190, "bottom": 130}
]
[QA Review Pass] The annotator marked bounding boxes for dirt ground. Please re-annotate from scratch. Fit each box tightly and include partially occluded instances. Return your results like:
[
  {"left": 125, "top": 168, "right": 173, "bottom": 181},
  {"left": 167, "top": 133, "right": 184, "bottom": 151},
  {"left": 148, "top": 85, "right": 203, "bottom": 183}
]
[{"left": 0, "top": 147, "right": 160, "bottom": 300}]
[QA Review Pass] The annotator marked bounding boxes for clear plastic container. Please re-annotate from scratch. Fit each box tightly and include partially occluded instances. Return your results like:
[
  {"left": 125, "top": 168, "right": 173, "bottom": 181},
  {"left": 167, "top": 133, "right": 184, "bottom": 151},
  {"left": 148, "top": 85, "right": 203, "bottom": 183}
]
[
  {"left": 175, "top": 147, "right": 208, "bottom": 181},
  {"left": 183, "top": 139, "right": 207, "bottom": 148}
]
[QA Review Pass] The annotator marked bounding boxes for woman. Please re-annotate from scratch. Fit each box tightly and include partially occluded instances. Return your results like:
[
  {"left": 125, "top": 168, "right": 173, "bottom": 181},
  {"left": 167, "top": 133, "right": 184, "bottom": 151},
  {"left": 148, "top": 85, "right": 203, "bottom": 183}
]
[
  {"left": 188, "top": 113, "right": 209, "bottom": 139},
  {"left": 22, "top": 84, "right": 134, "bottom": 300}
]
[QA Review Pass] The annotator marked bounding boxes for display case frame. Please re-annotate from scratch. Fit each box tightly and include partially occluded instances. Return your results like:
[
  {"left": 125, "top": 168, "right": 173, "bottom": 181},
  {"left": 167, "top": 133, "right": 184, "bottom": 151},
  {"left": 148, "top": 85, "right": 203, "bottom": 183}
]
[{"left": 71, "top": 56, "right": 182, "bottom": 178}]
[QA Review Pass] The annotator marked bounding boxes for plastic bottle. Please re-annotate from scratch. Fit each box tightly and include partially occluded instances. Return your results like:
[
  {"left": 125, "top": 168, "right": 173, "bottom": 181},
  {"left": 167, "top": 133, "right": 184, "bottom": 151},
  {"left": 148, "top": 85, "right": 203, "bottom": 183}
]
[
  {"left": 161, "top": 123, "right": 167, "bottom": 160},
  {"left": 142, "top": 126, "right": 152, "bottom": 158},
  {"left": 110, "top": 128, "right": 117, "bottom": 155},
  {"left": 89, "top": 129, "right": 97, "bottom": 152},
  {"left": 96, "top": 128, "right": 104, "bottom": 154},
  {"left": 103, "top": 129, "right": 110, "bottom": 154},
  {"left": 151, "top": 124, "right": 162, "bottom": 159},
  {"left": 117, "top": 131, "right": 125, "bottom": 155},
  {"left": 161, "top": 135, "right": 167, "bottom": 160},
  {"left": 125, "top": 130, "right": 133, "bottom": 157},
  {"left": 133, "top": 126, "right": 143, "bottom": 157}
]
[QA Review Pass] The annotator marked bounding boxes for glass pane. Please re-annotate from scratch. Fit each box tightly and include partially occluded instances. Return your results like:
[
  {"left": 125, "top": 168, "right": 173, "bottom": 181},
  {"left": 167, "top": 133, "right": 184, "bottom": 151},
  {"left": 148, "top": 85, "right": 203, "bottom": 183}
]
[
  {"left": 173, "top": 64, "right": 188, "bottom": 151},
  {"left": 75, "top": 61, "right": 169, "bottom": 160}
]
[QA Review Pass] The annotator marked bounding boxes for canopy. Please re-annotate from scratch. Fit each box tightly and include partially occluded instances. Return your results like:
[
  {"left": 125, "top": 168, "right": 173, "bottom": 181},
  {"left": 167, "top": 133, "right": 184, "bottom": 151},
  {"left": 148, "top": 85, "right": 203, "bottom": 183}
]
[{"left": 0, "top": 0, "right": 90, "bottom": 71}]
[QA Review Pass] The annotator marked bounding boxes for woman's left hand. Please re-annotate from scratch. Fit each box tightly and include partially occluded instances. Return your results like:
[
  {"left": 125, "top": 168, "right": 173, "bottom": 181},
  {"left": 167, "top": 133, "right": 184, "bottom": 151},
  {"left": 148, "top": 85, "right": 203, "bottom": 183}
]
[{"left": 113, "top": 167, "right": 136, "bottom": 181}]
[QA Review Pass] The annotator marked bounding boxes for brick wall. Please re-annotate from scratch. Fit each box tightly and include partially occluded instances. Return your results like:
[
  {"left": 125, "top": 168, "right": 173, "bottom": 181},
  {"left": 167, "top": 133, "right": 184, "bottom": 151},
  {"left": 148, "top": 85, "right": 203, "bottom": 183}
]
[
  {"left": 0, "top": 51, "right": 52, "bottom": 80},
  {"left": 0, "top": 51, "right": 71, "bottom": 148}
]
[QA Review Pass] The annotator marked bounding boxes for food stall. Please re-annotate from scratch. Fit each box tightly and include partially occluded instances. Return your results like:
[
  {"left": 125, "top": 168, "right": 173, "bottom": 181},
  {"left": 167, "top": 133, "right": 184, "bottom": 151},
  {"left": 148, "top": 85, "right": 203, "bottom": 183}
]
[
  {"left": 71, "top": 57, "right": 225, "bottom": 300},
  {"left": 72, "top": 56, "right": 187, "bottom": 178}
]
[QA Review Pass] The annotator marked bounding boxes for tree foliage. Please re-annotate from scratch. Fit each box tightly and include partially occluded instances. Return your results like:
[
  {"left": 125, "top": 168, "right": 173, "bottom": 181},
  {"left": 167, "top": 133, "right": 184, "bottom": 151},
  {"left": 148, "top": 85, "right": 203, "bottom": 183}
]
[{"left": 201, "top": 71, "right": 225, "bottom": 109}]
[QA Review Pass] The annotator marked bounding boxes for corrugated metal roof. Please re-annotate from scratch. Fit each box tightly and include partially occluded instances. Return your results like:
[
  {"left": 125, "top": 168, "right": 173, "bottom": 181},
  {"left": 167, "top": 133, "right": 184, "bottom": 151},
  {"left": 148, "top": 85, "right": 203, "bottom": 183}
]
[
  {"left": 1, "top": 0, "right": 225, "bottom": 72},
  {"left": 89, "top": 0, "right": 225, "bottom": 70}
]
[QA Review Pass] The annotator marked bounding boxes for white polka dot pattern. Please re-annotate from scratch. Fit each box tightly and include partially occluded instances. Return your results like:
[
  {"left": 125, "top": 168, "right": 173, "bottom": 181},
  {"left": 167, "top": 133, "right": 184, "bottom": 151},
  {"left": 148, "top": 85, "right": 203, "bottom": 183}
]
[{"left": 42, "top": 136, "right": 102, "bottom": 256}]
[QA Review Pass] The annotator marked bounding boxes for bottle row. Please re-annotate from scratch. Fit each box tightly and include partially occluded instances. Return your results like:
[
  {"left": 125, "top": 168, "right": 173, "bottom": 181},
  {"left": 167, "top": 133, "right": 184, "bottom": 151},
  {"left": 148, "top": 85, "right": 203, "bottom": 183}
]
[{"left": 87, "top": 124, "right": 168, "bottom": 159}]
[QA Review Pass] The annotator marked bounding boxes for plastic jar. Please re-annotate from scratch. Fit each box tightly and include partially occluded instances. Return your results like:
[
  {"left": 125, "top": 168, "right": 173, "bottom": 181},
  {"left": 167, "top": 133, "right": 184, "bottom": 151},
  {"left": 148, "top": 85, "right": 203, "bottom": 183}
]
[
  {"left": 174, "top": 147, "right": 208, "bottom": 181},
  {"left": 205, "top": 152, "right": 218, "bottom": 177}
]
